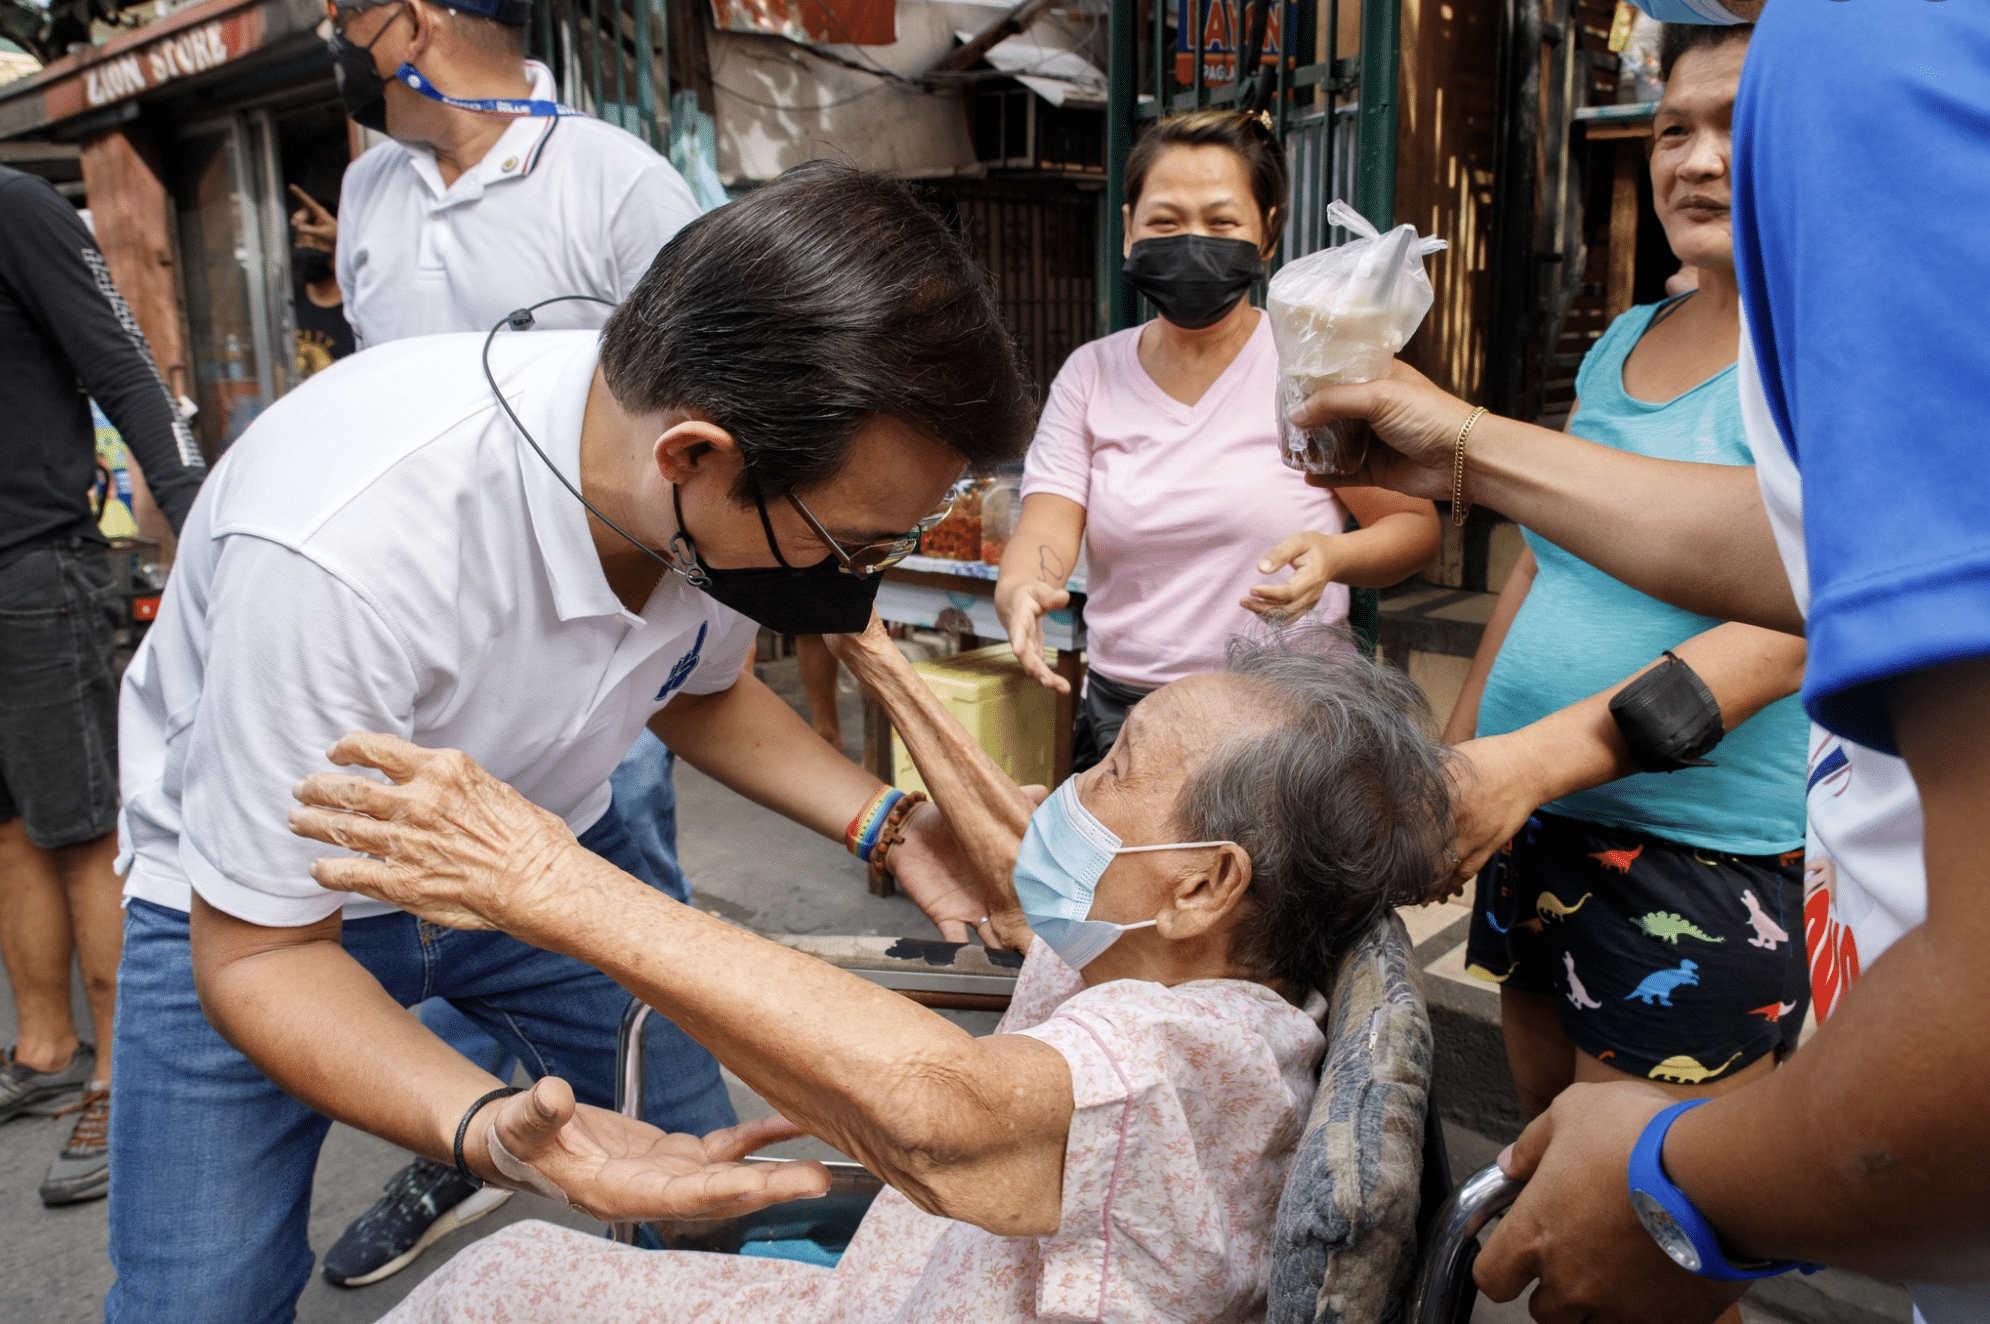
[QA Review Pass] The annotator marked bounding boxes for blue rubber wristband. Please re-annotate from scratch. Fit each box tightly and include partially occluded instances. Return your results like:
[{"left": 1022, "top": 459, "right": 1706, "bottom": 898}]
[{"left": 1627, "top": 1100, "right": 1821, "bottom": 1281}]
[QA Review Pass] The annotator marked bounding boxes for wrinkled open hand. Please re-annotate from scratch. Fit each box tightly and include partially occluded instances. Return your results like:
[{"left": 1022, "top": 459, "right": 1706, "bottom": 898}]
[
  {"left": 1292, "top": 360, "right": 1483, "bottom": 503},
  {"left": 288, "top": 731, "right": 594, "bottom": 941},
  {"left": 1475, "top": 1081, "right": 1748, "bottom": 1323},
  {"left": 473, "top": 1077, "right": 830, "bottom": 1222}
]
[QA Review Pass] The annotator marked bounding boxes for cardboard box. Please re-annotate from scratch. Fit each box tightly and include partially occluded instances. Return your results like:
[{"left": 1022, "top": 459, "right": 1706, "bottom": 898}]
[{"left": 891, "top": 643, "right": 1057, "bottom": 796}]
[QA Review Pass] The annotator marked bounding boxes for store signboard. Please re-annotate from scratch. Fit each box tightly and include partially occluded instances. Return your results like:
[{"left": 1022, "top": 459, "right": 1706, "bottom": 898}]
[
  {"left": 83, "top": 21, "right": 238, "bottom": 108},
  {"left": 1174, "top": 0, "right": 1298, "bottom": 86},
  {"left": 0, "top": 0, "right": 279, "bottom": 138}
]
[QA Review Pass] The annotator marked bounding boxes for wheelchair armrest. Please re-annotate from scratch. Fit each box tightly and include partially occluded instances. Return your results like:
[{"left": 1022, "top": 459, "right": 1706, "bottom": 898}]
[
  {"left": 768, "top": 934, "right": 1023, "bottom": 1010},
  {"left": 1405, "top": 1164, "right": 1524, "bottom": 1324}
]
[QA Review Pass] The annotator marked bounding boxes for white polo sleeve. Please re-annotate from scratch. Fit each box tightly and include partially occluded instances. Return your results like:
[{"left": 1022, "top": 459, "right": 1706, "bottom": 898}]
[
  {"left": 605, "top": 157, "right": 702, "bottom": 299},
  {"left": 177, "top": 534, "right": 421, "bottom": 927}
]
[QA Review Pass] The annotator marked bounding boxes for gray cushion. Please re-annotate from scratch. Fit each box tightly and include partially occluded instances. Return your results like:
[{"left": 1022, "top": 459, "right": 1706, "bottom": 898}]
[{"left": 1267, "top": 912, "right": 1433, "bottom": 1324}]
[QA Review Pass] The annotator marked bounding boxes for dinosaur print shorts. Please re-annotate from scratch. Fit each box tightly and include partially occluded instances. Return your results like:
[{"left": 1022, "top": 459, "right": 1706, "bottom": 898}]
[{"left": 1464, "top": 812, "right": 1809, "bottom": 1085}]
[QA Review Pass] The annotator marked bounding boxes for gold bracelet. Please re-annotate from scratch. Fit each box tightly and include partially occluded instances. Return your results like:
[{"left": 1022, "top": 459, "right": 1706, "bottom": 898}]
[{"left": 1451, "top": 406, "right": 1488, "bottom": 528}]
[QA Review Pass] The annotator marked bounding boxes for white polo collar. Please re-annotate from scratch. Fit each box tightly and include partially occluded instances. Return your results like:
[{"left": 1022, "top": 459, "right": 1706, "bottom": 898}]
[
  {"left": 402, "top": 60, "right": 565, "bottom": 204},
  {"left": 505, "top": 332, "right": 646, "bottom": 626}
]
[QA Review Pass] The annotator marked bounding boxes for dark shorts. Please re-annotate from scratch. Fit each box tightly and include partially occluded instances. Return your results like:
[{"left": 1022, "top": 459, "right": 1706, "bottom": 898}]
[
  {"left": 1072, "top": 669, "right": 1154, "bottom": 774},
  {"left": 1465, "top": 811, "right": 1809, "bottom": 1084},
  {"left": 0, "top": 539, "right": 122, "bottom": 848}
]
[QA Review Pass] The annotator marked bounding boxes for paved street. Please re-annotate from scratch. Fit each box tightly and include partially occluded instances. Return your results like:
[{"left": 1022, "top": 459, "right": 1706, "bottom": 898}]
[{"left": 0, "top": 659, "right": 1816, "bottom": 1322}]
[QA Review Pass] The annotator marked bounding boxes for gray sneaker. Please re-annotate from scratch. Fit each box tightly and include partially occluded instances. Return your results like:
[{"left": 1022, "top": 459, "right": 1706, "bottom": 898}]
[
  {"left": 0, "top": 1044, "right": 93, "bottom": 1124},
  {"left": 39, "top": 1087, "right": 109, "bottom": 1206}
]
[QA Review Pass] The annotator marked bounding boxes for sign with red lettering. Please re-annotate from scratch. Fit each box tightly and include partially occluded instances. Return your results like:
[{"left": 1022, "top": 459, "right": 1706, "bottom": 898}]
[
  {"left": 1174, "top": 0, "right": 1298, "bottom": 86},
  {"left": 0, "top": 0, "right": 270, "bottom": 137},
  {"left": 83, "top": 21, "right": 234, "bottom": 107}
]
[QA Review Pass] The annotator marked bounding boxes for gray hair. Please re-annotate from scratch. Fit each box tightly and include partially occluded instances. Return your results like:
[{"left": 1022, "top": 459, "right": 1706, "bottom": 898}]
[{"left": 1176, "top": 625, "right": 1452, "bottom": 991}]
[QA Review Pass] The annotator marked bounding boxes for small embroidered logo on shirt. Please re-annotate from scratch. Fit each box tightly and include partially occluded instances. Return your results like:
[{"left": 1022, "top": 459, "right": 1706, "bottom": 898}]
[
  {"left": 655, "top": 622, "right": 708, "bottom": 702},
  {"left": 501, "top": 157, "right": 518, "bottom": 172}
]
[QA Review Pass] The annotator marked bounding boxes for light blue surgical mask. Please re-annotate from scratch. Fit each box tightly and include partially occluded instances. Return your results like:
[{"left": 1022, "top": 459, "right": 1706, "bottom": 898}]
[
  {"left": 1633, "top": 0, "right": 1745, "bottom": 23},
  {"left": 1012, "top": 779, "right": 1236, "bottom": 970}
]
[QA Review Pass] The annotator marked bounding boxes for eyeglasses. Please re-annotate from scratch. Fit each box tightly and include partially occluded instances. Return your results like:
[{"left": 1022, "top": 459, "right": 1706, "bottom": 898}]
[
  {"left": 331, "top": 0, "right": 406, "bottom": 44},
  {"left": 783, "top": 489, "right": 957, "bottom": 579}
]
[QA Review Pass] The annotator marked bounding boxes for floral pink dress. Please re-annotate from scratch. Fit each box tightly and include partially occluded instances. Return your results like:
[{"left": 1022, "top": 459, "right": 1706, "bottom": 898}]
[{"left": 386, "top": 941, "right": 1327, "bottom": 1324}]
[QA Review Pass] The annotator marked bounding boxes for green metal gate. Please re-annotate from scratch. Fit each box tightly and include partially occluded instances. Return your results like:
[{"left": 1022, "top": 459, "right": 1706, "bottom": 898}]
[
  {"left": 1099, "top": 0, "right": 1402, "bottom": 332},
  {"left": 528, "top": 0, "right": 673, "bottom": 151}
]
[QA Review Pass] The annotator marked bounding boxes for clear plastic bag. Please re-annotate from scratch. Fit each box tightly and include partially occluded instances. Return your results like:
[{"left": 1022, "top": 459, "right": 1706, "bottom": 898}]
[{"left": 1268, "top": 201, "right": 1448, "bottom": 475}]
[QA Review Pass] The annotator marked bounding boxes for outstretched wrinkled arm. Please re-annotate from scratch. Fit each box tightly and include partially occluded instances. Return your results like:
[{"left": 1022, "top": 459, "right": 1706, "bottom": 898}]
[
  {"left": 289, "top": 734, "right": 1075, "bottom": 1234},
  {"left": 825, "top": 615, "right": 1043, "bottom": 950}
]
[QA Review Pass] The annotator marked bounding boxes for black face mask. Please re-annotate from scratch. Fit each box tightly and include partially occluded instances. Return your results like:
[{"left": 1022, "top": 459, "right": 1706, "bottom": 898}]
[
  {"left": 292, "top": 245, "right": 334, "bottom": 285},
  {"left": 1122, "top": 234, "right": 1265, "bottom": 330},
  {"left": 328, "top": 15, "right": 396, "bottom": 133},
  {"left": 668, "top": 484, "right": 881, "bottom": 635}
]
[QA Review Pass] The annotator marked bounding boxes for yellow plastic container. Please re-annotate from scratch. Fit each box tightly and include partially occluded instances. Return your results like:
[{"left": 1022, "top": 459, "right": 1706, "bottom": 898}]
[{"left": 891, "top": 643, "right": 1057, "bottom": 796}]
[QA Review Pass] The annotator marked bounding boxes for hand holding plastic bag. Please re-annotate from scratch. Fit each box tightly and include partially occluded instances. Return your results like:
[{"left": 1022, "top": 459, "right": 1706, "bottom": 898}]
[{"left": 1269, "top": 201, "right": 1447, "bottom": 475}]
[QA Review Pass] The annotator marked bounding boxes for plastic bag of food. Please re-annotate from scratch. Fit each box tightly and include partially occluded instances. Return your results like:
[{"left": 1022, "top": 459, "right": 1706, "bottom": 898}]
[{"left": 1268, "top": 201, "right": 1448, "bottom": 475}]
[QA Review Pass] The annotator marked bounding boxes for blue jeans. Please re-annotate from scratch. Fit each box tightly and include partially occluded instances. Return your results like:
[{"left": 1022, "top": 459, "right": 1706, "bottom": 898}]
[
  {"left": 416, "top": 735, "right": 684, "bottom": 1078},
  {"left": 104, "top": 800, "right": 731, "bottom": 1324}
]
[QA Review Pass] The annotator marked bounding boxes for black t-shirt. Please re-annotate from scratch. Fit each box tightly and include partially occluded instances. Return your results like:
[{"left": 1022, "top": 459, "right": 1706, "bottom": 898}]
[
  {"left": 293, "top": 283, "right": 355, "bottom": 378},
  {"left": 0, "top": 166, "right": 206, "bottom": 566}
]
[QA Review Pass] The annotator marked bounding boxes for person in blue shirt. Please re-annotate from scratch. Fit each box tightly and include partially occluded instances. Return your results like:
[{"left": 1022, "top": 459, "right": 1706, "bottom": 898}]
[
  {"left": 1443, "top": 30, "right": 1808, "bottom": 1191},
  {"left": 1287, "top": 1, "right": 1990, "bottom": 1319}
]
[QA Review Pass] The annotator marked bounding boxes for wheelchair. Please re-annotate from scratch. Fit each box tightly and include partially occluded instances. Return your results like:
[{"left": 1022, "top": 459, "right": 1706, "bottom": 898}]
[{"left": 613, "top": 914, "right": 1521, "bottom": 1324}]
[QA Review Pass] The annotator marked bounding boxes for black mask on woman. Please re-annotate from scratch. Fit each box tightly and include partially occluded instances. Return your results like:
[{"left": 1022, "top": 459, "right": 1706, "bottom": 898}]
[
  {"left": 668, "top": 483, "right": 881, "bottom": 635},
  {"left": 1122, "top": 234, "right": 1265, "bottom": 330},
  {"left": 328, "top": 20, "right": 395, "bottom": 133}
]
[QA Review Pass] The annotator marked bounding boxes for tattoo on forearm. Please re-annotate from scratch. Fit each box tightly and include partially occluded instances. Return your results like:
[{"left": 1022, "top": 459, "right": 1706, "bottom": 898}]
[{"left": 1038, "top": 546, "right": 1067, "bottom": 585}]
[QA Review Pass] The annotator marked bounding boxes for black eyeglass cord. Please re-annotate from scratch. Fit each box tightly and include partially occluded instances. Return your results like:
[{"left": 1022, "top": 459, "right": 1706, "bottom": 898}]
[{"left": 482, "top": 297, "right": 682, "bottom": 578}]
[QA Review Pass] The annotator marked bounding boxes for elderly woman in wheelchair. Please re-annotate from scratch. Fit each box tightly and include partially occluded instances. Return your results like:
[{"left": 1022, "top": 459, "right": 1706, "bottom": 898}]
[{"left": 288, "top": 625, "right": 1450, "bottom": 1323}]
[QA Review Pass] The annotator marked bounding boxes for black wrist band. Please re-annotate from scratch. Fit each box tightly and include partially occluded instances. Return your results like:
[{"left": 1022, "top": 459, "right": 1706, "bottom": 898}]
[
  {"left": 1609, "top": 650, "right": 1726, "bottom": 774},
  {"left": 453, "top": 1085, "right": 524, "bottom": 1185}
]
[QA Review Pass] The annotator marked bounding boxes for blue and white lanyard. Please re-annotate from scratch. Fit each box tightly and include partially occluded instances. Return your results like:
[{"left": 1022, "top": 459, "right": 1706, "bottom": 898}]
[{"left": 393, "top": 63, "right": 583, "bottom": 117}]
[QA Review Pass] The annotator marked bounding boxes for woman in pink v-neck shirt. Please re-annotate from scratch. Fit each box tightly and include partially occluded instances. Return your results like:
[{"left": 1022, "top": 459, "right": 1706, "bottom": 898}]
[{"left": 998, "top": 111, "right": 1439, "bottom": 769}]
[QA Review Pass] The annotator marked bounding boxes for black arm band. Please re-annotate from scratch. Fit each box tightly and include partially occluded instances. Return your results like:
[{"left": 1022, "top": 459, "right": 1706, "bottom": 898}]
[
  {"left": 453, "top": 1086, "right": 524, "bottom": 1185},
  {"left": 1609, "top": 651, "right": 1725, "bottom": 773}
]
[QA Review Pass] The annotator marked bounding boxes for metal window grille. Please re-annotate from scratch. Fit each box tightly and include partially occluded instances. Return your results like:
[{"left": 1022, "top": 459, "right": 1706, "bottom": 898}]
[
  {"left": 529, "top": 0, "right": 673, "bottom": 149},
  {"left": 939, "top": 182, "right": 1101, "bottom": 402}
]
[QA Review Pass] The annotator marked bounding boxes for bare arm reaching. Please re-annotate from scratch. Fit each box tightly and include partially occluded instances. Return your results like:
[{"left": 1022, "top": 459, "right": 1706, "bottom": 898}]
[
  {"left": 823, "top": 616, "right": 1042, "bottom": 951},
  {"left": 189, "top": 894, "right": 827, "bottom": 1221},
  {"left": 1446, "top": 621, "right": 1805, "bottom": 888},
  {"left": 1293, "top": 361, "right": 1800, "bottom": 633},
  {"left": 994, "top": 492, "right": 1086, "bottom": 694},
  {"left": 289, "top": 734, "right": 1076, "bottom": 1235}
]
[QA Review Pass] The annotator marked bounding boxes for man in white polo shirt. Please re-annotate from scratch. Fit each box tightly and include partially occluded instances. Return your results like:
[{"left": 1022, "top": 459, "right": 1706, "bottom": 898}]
[
  {"left": 312, "top": 0, "right": 706, "bottom": 1279},
  {"left": 325, "top": 0, "right": 700, "bottom": 345},
  {"left": 104, "top": 165, "right": 1034, "bottom": 1324}
]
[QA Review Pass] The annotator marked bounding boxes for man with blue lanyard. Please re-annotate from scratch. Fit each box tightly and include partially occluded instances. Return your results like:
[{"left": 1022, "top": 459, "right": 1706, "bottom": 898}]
[
  {"left": 216, "top": 0, "right": 699, "bottom": 1293},
  {"left": 1288, "top": 0, "right": 1990, "bottom": 1319}
]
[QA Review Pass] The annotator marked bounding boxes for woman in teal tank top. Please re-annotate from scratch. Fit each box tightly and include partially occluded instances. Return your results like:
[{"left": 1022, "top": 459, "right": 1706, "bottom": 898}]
[{"left": 1440, "top": 29, "right": 1809, "bottom": 1187}]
